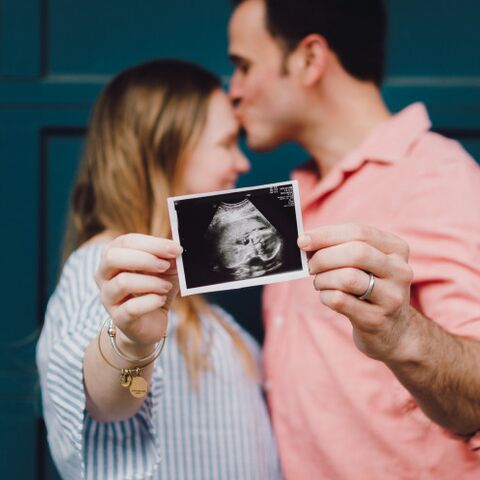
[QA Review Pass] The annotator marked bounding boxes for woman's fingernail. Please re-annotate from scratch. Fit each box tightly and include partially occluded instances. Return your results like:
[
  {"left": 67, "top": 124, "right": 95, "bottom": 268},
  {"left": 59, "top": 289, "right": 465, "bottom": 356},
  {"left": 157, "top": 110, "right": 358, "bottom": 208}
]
[
  {"left": 167, "top": 245, "right": 181, "bottom": 256},
  {"left": 157, "top": 260, "right": 170, "bottom": 271},
  {"left": 298, "top": 235, "right": 311, "bottom": 248}
]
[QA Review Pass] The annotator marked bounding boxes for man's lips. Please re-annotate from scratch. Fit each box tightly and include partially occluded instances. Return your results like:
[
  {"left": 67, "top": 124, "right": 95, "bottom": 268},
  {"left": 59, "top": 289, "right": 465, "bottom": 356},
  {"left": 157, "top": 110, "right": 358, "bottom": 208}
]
[{"left": 233, "top": 109, "right": 248, "bottom": 138}]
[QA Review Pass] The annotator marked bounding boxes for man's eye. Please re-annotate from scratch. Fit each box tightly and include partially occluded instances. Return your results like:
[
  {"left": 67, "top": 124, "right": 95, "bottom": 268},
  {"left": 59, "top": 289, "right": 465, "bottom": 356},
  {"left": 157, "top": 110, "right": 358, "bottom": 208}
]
[
  {"left": 222, "top": 142, "right": 234, "bottom": 149},
  {"left": 237, "top": 62, "right": 250, "bottom": 74}
]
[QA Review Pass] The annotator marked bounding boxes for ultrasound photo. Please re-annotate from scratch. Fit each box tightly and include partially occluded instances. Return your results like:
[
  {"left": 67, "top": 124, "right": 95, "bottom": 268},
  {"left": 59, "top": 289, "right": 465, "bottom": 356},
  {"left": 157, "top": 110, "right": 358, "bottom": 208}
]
[{"left": 168, "top": 181, "right": 309, "bottom": 296}]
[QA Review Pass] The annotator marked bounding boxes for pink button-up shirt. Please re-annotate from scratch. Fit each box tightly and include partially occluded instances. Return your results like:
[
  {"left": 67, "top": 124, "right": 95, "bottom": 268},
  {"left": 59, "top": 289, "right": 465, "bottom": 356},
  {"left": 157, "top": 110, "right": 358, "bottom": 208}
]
[{"left": 263, "top": 103, "right": 480, "bottom": 479}]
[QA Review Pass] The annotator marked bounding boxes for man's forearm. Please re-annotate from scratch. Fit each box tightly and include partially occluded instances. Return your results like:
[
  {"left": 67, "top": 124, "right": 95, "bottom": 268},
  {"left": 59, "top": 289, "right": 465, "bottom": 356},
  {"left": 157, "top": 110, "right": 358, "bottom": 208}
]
[
  {"left": 386, "top": 307, "right": 480, "bottom": 435},
  {"left": 298, "top": 225, "right": 480, "bottom": 434}
]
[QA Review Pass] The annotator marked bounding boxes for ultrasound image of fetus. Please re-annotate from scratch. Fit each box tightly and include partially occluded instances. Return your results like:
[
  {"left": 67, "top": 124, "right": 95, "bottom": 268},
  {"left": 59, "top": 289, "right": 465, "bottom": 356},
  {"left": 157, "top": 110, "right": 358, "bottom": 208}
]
[{"left": 206, "top": 198, "right": 284, "bottom": 280}]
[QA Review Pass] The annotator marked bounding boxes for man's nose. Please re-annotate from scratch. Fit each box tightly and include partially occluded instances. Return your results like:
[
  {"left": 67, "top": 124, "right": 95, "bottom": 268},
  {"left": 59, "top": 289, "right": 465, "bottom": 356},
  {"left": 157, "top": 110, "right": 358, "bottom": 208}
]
[{"left": 228, "top": 72, "right": 242, "bottom": 106}]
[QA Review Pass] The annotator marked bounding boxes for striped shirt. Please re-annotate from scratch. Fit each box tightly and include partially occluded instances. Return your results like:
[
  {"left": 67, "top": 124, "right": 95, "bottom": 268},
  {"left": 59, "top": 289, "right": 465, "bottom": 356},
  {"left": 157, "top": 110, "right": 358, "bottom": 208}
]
[{"left": 37, "top": 243, "right": 282, "bottom": 480}]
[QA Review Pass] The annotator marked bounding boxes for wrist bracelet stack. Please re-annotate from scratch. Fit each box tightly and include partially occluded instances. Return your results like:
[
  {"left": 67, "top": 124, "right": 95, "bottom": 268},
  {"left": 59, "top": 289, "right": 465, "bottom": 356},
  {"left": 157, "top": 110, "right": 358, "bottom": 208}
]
[{"left": 97, "top": 318, "right": 167, "bottom": 398}]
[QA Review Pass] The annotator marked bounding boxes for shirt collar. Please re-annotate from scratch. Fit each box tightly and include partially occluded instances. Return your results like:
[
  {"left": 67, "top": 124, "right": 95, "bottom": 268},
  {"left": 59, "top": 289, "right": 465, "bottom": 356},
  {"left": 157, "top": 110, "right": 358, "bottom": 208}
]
[
  {"left": 353, "top": 101, "right": 432, "bottom": 166},
  {"left": 294, "top": 102, "right": 432, "bottom": 207}
]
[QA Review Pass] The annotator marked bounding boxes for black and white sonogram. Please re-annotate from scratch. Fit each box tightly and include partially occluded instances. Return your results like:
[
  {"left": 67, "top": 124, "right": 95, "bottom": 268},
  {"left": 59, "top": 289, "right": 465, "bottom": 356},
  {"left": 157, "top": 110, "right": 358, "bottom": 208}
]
[
  {"left": 206, "top": 198, "right": 284, "bottom": 280},
  {"left": 168, "top": 181, "right": 309, "bottom": 296}
]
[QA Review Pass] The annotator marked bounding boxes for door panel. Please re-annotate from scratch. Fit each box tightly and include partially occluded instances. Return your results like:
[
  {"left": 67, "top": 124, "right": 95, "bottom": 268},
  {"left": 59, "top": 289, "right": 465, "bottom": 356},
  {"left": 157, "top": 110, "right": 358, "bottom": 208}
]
[{"left": 1, "top": 1, "right": 479, "bottom": 479}]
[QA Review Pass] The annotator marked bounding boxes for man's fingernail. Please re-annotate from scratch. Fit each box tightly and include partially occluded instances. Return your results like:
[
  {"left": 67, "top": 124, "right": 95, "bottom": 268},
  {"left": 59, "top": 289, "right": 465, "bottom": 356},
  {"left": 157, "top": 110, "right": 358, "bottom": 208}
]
[{"left": 298, "top": 235, "right": 311, "bottom": 248}]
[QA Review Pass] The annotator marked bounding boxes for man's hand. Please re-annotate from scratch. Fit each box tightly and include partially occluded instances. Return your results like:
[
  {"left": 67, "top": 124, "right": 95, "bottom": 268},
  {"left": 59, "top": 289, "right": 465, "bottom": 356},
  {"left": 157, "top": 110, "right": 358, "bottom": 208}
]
[
  {"left": 298, "top": 223, "right": 414, "bottom": 362},
  {"left": 298, "top": 223, "right": 480, "bottom": 434}
]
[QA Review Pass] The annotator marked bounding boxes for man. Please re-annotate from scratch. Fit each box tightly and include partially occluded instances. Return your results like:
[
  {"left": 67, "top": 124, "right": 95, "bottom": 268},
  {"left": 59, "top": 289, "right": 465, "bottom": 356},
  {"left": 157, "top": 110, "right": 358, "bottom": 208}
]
[{"left": 228, "top": 0, "right": 480, "bottom": 478}]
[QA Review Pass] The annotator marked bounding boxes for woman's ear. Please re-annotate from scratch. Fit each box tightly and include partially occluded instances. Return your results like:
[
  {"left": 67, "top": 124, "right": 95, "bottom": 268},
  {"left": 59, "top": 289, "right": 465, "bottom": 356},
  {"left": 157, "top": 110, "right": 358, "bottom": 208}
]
[{"left": 294, "top": 34, "right": 329, "bottom": 87}]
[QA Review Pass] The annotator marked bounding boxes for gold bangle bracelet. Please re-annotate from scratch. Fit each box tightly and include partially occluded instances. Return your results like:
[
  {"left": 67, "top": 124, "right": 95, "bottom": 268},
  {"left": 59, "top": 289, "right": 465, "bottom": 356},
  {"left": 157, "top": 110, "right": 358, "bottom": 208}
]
[
  {"left": 107, "top": 319, "right": 163, "bottom": 363},
  {"left": 97, "top": 318, "right": 167, "bottom": 398}
]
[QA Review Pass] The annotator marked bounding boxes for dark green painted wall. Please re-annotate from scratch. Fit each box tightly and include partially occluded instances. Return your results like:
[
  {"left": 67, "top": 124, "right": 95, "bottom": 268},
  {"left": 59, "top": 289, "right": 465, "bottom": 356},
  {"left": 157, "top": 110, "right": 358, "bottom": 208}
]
[{"left": 1, "top": 1, "right": 479, "bottom": 478}]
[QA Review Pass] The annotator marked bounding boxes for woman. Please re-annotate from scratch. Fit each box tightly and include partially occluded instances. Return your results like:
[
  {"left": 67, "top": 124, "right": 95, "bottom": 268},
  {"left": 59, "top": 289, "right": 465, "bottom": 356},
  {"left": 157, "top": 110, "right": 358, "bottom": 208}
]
[{"left": 36, "top": 59, "right": 281, "bottom": 480}]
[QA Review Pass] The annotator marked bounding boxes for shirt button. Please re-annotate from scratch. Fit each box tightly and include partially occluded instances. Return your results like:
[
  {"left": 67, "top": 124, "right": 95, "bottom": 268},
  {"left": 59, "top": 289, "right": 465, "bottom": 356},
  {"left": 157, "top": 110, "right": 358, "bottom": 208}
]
[{"left": 274, "top": 315, "right": 284, "bottom": 327}]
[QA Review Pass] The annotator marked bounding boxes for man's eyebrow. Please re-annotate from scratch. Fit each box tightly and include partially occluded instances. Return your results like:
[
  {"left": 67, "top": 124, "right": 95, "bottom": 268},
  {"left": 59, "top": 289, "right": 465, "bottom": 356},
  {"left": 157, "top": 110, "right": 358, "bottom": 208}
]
[{"left": 228, "top": 54, "right": 245, "bottom": 64}]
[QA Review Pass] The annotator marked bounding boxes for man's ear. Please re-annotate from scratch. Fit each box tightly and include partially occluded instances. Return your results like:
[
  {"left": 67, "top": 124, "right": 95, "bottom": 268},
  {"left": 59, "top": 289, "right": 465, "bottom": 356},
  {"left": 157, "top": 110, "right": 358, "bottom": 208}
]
[{"left": 293, "top": 34, "right": 328, "bottom": 86}]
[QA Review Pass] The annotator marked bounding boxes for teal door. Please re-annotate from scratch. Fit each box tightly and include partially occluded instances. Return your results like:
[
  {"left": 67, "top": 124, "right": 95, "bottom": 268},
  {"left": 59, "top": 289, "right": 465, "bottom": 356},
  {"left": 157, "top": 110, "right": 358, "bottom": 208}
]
[{"left": 1, "top": 1, "right": 479, "bottom": 478}]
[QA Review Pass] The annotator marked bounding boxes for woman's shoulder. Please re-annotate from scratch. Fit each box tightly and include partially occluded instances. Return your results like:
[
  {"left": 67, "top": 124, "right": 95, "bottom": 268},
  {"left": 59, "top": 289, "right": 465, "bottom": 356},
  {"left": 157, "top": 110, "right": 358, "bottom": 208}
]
[
  {"left": 63, "top": 231, "right": 113, "bottom": 271},
  {"left": 62, "top": 232, "right": 115, "bottom": 286},
  {"left": 43, "top": 242, "right": 107, "bottom": 335},
  {"left": 54, "top": 242, "right": 105, "bottom": 303},
  {"left": 64, "top": 242, "right": 104, "bottom": 279}
]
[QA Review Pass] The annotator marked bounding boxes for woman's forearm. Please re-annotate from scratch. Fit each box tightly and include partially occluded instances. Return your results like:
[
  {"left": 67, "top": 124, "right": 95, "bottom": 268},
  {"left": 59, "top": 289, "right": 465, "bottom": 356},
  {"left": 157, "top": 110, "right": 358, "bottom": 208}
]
[{"left": 84, "top": 234, "right": 179, "bottom": 422}]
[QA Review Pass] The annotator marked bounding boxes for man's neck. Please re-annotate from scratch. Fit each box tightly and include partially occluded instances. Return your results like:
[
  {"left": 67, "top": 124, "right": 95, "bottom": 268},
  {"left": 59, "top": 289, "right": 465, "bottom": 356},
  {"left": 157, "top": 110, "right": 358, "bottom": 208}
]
[{"left": 298, "top": 76, "right": 391, "bottom": 178}]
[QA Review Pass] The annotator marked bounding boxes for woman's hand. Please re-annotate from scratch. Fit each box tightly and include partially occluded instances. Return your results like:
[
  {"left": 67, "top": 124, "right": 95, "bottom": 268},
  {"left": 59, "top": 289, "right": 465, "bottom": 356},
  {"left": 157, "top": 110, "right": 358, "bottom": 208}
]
[{"left": 95, "top": 233, "right": 182, "bottom": 355}]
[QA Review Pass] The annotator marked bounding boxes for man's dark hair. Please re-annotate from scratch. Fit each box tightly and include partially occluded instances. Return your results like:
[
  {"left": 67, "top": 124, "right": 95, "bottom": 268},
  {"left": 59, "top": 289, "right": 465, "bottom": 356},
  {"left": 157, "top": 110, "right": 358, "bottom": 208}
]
[{"left": 232, "top": 0, "right": 387, "bottom": 86}]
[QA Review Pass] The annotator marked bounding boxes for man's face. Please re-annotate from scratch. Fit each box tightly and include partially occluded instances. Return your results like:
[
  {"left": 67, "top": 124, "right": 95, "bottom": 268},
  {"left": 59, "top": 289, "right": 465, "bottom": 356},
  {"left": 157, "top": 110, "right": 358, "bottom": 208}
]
[{"left": 228, "top": 0, "right": 302, "bottom": 151}]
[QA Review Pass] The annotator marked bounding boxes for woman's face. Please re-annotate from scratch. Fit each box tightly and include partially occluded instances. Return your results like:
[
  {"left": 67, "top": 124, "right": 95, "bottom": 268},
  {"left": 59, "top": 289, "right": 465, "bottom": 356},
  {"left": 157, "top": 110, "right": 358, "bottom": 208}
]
[{"left": 180, "top": 89, "right": 250, "bottom": 194}]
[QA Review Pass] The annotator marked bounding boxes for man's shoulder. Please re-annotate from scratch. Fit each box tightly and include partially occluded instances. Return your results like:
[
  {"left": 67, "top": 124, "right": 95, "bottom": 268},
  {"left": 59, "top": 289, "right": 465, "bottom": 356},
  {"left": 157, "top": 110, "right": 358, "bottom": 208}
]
[
  {"left": 398, "top": 129, "right": 480, "bottom": 218},
  {"left": 411, "top": 129, "right": 478, "bottom": 171}
]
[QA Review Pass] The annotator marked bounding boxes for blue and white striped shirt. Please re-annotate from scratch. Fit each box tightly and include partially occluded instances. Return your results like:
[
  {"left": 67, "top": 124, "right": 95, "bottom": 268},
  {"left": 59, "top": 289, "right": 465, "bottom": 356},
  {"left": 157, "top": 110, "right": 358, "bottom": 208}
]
[{"left": 37, "top": 243, "right": 282, "bottom": 479}]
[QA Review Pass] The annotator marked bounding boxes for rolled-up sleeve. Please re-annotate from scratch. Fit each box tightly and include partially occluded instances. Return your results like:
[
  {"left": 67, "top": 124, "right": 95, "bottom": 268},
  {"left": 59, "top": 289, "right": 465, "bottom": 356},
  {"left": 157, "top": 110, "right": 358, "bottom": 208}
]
[
  {"left": 394, "top": 151, "right": 480, "bottom": 455},
  {"left": 37, "top": 260, "right": 164, "bottom": 480},
  {"left": 397, "top": 152, "right": 480, "bottom": 339}
]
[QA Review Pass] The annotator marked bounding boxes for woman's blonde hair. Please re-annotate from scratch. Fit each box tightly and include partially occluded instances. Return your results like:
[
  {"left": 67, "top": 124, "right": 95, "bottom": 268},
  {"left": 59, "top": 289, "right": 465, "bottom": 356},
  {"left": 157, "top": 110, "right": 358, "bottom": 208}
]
[{"left": 64, "top": 59, "right": 256, "bottom": 384}]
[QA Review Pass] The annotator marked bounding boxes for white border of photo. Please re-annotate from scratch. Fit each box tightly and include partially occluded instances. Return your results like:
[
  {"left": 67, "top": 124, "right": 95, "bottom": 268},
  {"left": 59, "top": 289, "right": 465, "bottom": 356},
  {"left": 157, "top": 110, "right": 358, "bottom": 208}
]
[{"left": 167, "top": 180, "right": 309, "bottom": 296}]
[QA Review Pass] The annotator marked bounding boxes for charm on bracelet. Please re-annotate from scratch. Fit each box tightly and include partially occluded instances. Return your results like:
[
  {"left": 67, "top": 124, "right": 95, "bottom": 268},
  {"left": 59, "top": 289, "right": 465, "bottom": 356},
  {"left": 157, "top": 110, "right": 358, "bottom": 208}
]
[{"left": 97, "top": 318, "right": 167, "bottom": 398}]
